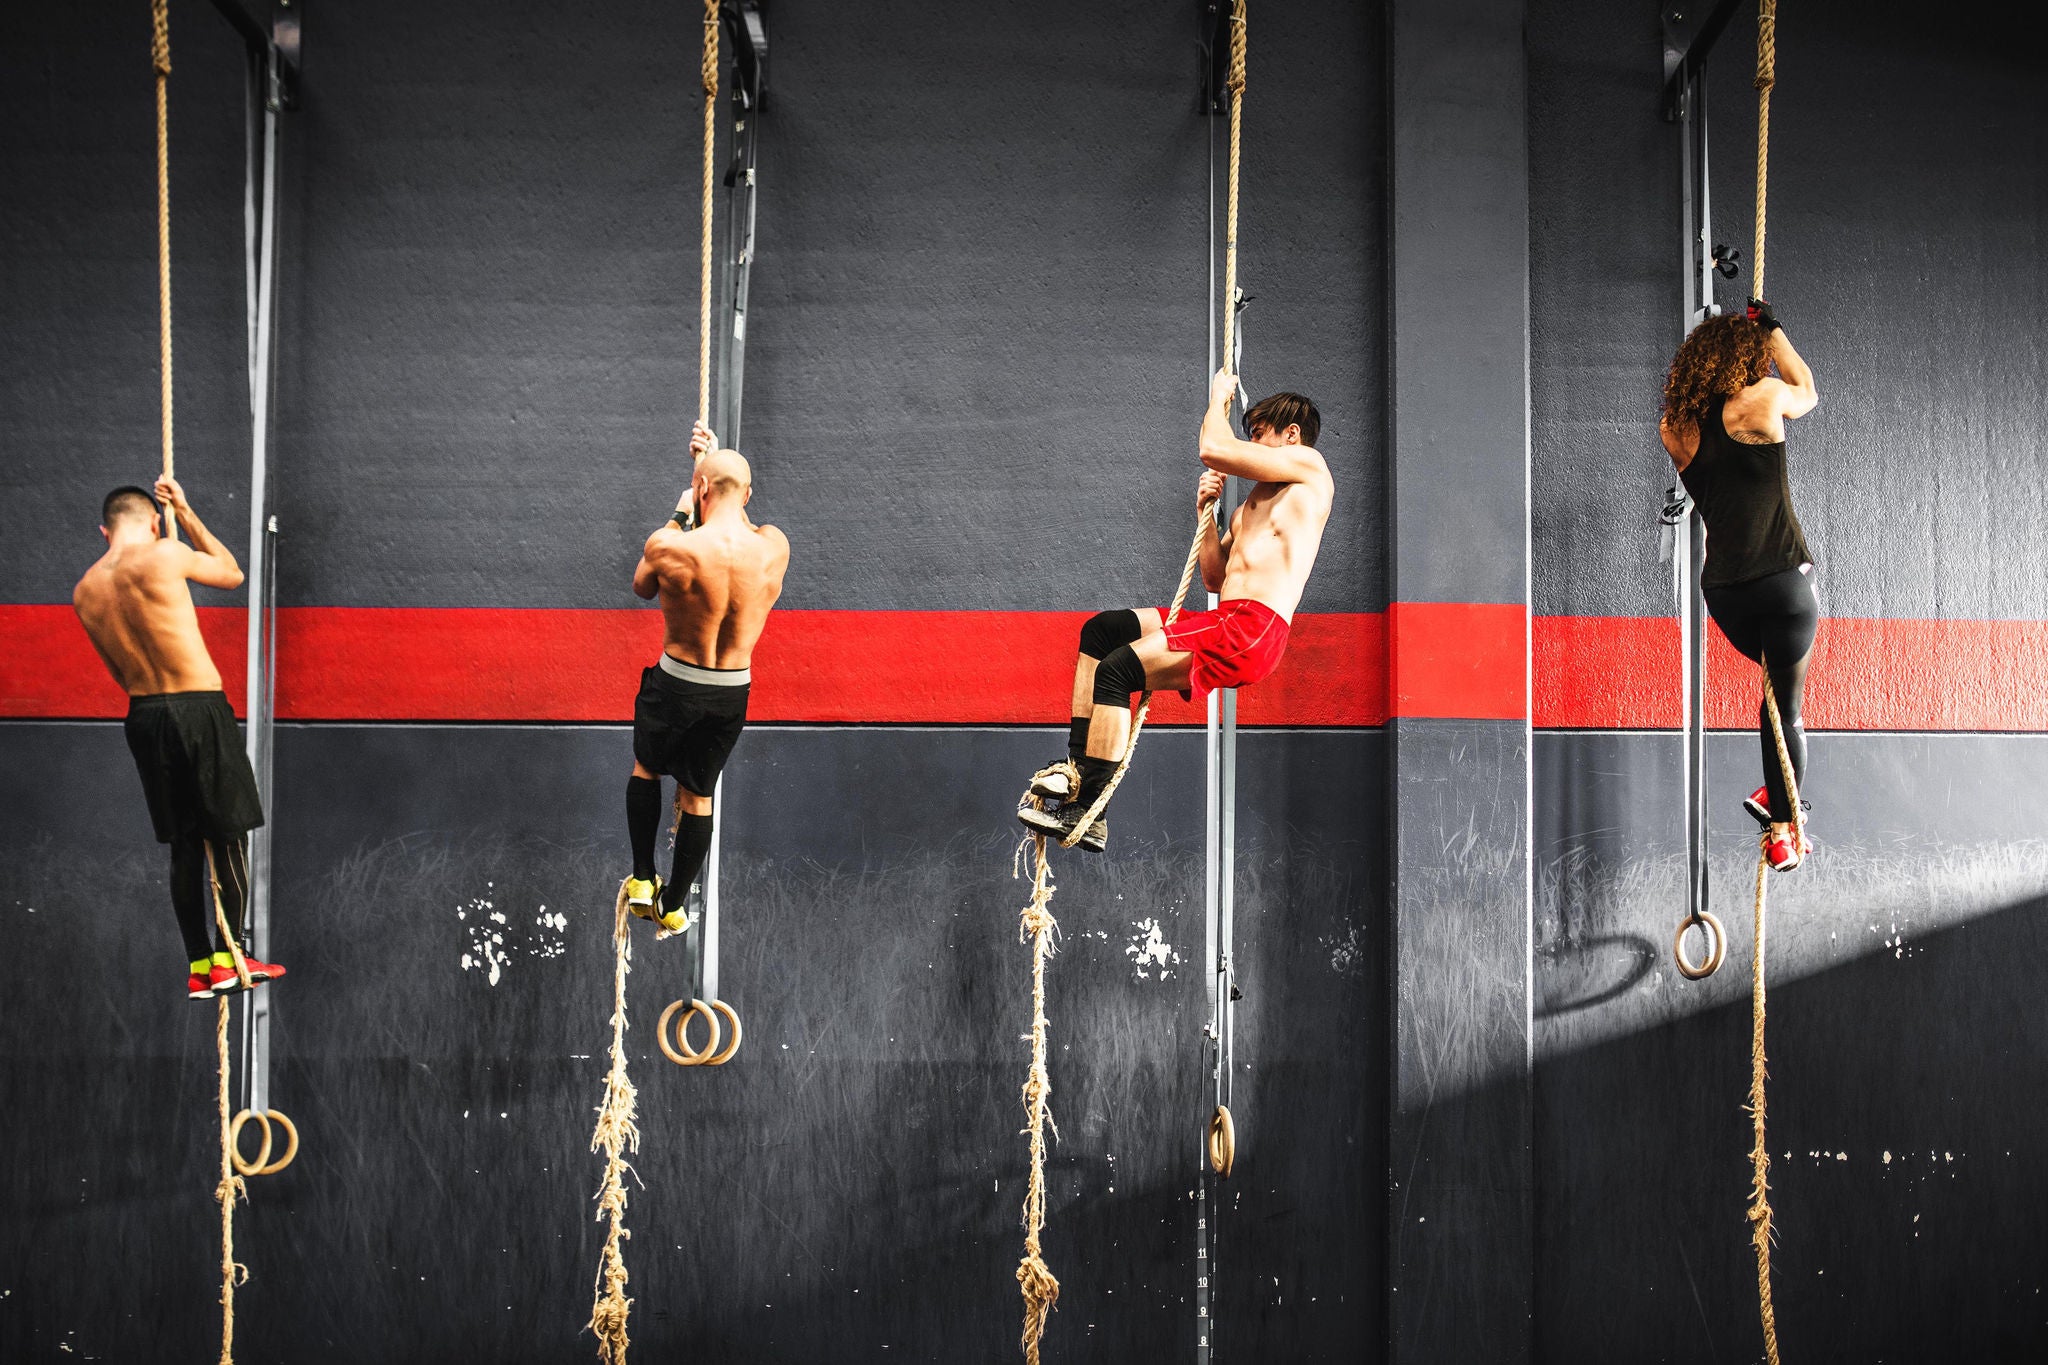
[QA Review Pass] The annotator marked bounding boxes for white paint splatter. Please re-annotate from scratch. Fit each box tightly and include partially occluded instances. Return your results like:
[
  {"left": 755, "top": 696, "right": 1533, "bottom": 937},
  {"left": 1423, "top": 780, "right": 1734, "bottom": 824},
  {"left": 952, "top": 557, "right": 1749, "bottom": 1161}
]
[
  {"left": 1125, "top": 918, "right": 1180, "bottom": 980},
  {"left": 1324, "top": 924, "right": 1368, "bottom": 977}
]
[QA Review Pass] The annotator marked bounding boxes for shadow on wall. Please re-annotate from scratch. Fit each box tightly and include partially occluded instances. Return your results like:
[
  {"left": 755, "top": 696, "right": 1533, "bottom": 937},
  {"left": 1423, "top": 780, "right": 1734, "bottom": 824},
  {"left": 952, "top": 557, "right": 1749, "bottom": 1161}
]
[
  {"left": 1538, "top": 837, "right": 2048, "bottom": 1056},
  {"left": 1535, "top": 883, "right": 2048, "bottom": 1363}
]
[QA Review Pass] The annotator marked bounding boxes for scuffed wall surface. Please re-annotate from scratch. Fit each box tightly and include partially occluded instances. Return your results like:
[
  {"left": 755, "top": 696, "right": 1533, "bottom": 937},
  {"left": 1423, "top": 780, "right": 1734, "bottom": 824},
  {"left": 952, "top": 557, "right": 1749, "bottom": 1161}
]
[{"left": 0, "top": 724, "right": 1383, "bottom": 1362}]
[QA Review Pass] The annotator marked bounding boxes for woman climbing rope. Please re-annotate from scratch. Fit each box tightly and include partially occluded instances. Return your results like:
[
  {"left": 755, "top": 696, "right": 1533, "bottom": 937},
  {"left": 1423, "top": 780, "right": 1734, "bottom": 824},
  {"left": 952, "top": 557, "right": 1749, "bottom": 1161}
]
[{"left": 1659, "top": 298, "right": 1821, "bottom": 870}]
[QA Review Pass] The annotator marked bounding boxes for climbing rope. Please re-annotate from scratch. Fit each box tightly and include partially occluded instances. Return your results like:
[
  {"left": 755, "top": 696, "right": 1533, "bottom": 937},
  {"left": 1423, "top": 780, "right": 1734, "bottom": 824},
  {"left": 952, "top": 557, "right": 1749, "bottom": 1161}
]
[
  {"left": 1059, "top": 0, "right": 1244, "bottom": 847},
  {"left": 162, "top": 0, "right": 256, "bottom": 1328},
  {"left": 588, "top": 887, "right": 641, "bottom": 1365},
  {"left": 1744, "top": 7, "right": 1790, "bottom": 1358},
  {"left": 152, "top": 0, "right": 174, "bottom": 509},
  {"left": 698, "top": 0, "right": 720, "bottom": 427},
  {"left": 1752, "top": 0, "right": 1776, "bottom": 300},
  {"left": 1009, "top": 11, "right": 1249, "bottom": 1359},
  {"left": 202, "top": 844, "right": 254, "bottom": 1363},
  {"left": 1013, "top": 830, "right": 1061, "bottom": 1364}
]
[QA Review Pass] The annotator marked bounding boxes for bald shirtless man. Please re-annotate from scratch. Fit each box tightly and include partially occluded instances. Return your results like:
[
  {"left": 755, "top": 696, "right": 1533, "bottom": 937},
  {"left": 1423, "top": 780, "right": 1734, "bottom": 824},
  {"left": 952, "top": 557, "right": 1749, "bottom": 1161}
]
[
  {"left": 1020, "top": 369, "right": 1334, "bottom": 851},
  {"left": 74, "top": 478, "right": 286, "bottom": 999},
  {"left": 623, "top": 422, "right": 791, "bottom": 931}
]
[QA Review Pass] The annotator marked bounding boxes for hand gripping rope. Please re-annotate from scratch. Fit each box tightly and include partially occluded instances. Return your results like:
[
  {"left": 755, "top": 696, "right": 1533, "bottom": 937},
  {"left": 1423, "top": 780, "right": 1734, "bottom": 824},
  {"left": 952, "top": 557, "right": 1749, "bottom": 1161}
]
[{"left": 1010, "top": 8, "right": 1249, "bottom": 1362}]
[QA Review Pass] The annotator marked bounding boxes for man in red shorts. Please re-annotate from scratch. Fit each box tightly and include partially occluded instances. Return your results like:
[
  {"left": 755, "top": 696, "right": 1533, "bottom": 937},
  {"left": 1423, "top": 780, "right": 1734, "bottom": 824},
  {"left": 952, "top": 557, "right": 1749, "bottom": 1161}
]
[{"left": 1020, "top": 369, "right": 1334, "bottom": 851}]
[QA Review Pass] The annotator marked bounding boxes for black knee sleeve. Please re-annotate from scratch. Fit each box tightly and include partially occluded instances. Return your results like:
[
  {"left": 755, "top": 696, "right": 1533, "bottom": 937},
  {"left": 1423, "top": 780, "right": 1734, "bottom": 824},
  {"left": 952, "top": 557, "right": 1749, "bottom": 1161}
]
[
  {"left": 1079, "top": 609, "right": 1144, "bottom": 661},
  {"left": 1092, "top": 643, "right": 1148, "bottom": 707}
]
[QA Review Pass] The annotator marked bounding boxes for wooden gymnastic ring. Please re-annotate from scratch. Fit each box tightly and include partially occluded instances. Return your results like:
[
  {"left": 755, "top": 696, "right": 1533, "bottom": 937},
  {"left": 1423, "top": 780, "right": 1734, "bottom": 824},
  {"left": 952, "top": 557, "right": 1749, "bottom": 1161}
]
[
  {"left": 657, "top": 998, "right": 720, "bottom": 1067},
  {"left": 1673, "top": 911, "right": 1727, "bottom": 980},
  {"left": 1206, "top": 1105, "right": 1236, "bottom": 1178},
  {"left": 230, "top": 1109, "right": 274, "bottom": 1176},
  {"left": 706, "top": 999, "right": 743, "bottom": 1066},
  {"left": 256, "top": 1110, "right": 299, "bottom": 1175}
]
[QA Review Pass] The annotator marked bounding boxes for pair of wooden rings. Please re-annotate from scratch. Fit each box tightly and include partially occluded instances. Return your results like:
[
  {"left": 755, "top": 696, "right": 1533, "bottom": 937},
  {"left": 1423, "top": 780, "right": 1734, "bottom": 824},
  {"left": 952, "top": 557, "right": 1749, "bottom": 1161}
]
[
  {"left": 657, "top": 997, "right": 743, "bottom": 1067},
  {"left": 229, "top": 1108, "right": 300, "bottom": 1176},
  {"left": 1673, "top": 911, "right": 1728, "bottom": 980},
  {"left": 1206, "top": 1105, "right": 1236, "bottom": 1178}
]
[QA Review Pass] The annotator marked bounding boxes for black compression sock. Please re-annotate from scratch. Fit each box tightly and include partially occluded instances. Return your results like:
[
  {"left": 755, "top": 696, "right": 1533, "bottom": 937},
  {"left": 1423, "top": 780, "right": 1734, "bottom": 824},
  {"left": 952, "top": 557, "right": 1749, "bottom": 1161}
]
[
  {"left": 665, "top": 813, "right": 715, "bottom": 912},
  {"left": 1067, "top": 718, "right": 1091, "bottom": 765},
  {"left": 168, "top": 837, "right": 214, "bottom": 964},
  {"left": 1075, "top": 756, "right": 1120, "bottom": 809},
  {"left": 626, "top": 777, "right": 662, "bottom": 881}
]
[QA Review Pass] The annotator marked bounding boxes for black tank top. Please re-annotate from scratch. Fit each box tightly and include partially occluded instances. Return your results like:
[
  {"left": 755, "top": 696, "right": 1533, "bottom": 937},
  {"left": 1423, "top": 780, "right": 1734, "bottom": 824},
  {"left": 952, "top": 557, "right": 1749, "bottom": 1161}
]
[{"left": 1677, "top": 397, "right": 1814, "bottom": 589}]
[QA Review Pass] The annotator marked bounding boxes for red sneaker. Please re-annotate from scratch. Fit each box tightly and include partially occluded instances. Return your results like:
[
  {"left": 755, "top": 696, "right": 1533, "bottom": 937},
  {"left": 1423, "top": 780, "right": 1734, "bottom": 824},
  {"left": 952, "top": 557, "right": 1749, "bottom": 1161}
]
[
  {"left": 206, "top": 957, "right": 287, "bottom": 993},
  {"left": 188, "top": 971, "right": 215, "bottom": 1001},
  {"left": 1762, "top": 826, "right": 1810, "bottom": 872},
  {"left": 1745, "top": 786, "right": 1812, "bottom": 826}
]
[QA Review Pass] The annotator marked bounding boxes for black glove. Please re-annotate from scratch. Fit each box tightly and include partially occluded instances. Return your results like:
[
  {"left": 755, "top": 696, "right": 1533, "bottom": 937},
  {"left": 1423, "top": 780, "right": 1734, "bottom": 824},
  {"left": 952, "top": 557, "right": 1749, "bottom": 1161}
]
[{"left": 1746, "top": 297, "right": 1782, "bottom": 333}]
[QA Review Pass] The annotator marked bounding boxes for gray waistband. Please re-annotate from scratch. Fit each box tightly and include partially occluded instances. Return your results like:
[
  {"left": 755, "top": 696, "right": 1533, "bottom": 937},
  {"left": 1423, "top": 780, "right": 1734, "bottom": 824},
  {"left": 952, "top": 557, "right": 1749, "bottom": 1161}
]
[{"left": 659, "top": 654, "right": 751, "bottom": 687}]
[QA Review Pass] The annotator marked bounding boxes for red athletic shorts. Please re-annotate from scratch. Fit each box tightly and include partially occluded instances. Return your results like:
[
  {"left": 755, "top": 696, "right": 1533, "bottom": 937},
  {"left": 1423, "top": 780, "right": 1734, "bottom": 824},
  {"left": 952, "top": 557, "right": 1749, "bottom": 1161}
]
[{"left": 1157, "top": 599, "right": 1291, "bottom": 703}]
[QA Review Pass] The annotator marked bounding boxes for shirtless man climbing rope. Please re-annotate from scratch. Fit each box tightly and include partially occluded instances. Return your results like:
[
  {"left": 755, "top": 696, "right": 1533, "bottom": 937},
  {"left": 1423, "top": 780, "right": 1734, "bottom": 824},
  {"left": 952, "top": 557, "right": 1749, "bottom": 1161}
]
[
  {"left": 1020, "top": 368, "right": 1334, "bottom": 851},
  {"left": 623, "top": 422, "right": 791, "bottom": 931},
  {"left": 74, "top": 478, "right": 287, "bottom": 1001}
]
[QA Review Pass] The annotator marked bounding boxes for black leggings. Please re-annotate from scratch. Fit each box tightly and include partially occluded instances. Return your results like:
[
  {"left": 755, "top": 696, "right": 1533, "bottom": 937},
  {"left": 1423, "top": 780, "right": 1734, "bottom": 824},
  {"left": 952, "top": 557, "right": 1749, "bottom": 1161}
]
[
  {"left": 170, "top": 834, "right": 250, "bottom": 963},
  {"left": 1704, "top": 566, "right": 1818, "bottom": 823}
]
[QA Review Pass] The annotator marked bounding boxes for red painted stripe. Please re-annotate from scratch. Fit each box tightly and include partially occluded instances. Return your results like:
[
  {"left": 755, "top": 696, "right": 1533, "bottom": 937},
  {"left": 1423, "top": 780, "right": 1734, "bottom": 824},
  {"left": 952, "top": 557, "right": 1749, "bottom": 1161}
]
[
  {"left": 0, "top": 605, "right": 249, "bottom": 718},
  {"left": 4, "top": 604, "right": 2044, "bottom": 730},
  {"left": 0, "top": 605, "right": 1383, "bottom": 725},
  {"left": 1388, "top": 601, "right": 1527, "bottom": 720},
  {"left": 1534, "top": 614, "right": 2048, "bottom": 732}
]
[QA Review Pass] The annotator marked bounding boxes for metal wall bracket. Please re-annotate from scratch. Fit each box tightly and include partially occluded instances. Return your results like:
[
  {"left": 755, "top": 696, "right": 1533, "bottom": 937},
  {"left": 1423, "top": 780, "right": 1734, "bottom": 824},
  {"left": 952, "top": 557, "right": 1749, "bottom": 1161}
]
[
  {"left": 1661, "top": 0, "right": 1741, "bottom": 122},
  {"left": 207, "top": 0, "right": 302, "bottom": 110},
  {"left": 1199, "top": 0, "right": 1234, "bottom": 115}
]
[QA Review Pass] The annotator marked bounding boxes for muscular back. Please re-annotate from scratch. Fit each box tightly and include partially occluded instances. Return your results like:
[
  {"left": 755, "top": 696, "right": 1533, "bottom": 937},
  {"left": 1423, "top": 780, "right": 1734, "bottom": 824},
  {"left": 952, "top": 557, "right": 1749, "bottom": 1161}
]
[
  {"left": 1221, "top": 462, "right": 1333, "bottom": 621},
  {"left": 73, "top": 541, "right": 225, "bottom": 696},
  {"left": 641, "top": 517, "right": 790, "bottom": 669}
]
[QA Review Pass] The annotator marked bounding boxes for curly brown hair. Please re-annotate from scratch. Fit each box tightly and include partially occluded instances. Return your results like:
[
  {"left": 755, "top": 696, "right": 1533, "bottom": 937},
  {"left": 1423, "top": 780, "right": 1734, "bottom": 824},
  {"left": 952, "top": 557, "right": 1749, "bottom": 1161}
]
[{"left": 1661, "top": 314, "right": 1773, "bottom": 428}]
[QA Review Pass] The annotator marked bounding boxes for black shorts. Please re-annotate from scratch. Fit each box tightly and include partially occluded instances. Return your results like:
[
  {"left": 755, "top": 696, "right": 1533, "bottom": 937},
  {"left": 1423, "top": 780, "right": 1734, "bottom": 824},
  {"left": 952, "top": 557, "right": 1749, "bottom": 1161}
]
[
  {"left": 123, "top": 691, "right": 265, "bottom": 845},
  {"left": 632, "top": 667, "right": 750, "bottom": 799}
]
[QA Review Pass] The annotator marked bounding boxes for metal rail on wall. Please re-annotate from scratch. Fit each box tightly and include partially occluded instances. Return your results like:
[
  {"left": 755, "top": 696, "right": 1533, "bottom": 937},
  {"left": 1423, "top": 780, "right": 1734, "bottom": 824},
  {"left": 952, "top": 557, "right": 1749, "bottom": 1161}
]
[
  {"left": 677, "top": 0, "right": 767, "bottom": 1034},
  {"left": 1196, "top": 4, "right": 1245, "bottom": 1357},
  {"left": 210, "top": 0, "right": 300, "bottom": 1175},
  {"left": 1661, "top": 0, "right": 1743, "bottom": 976}
]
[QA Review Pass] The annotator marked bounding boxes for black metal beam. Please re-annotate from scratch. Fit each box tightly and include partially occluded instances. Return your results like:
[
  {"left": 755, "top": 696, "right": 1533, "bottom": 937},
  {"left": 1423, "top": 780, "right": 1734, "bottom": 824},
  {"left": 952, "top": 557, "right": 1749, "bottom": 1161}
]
[
  {"left": 1661, "top": 0, "right": 1743, "bottom": 120},
  {"left": 723, "top": 1, "right": 766, "bottom": 112},
  {"left": 206, "top": 0, "right": 301, "bottom": 110},
  {"left": 1199, "top": 0, "right": 1232, "bottom": 115}
]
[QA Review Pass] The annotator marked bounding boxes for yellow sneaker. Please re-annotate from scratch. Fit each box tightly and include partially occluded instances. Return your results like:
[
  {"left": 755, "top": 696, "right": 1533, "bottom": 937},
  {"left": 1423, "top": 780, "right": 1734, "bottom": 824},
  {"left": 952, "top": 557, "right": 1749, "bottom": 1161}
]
[
  {"left": 657, "top": 905, "right": 694, "bottom": 935},
  {"left": 625, "top": 876, "right": 662, "bottom": 919}
]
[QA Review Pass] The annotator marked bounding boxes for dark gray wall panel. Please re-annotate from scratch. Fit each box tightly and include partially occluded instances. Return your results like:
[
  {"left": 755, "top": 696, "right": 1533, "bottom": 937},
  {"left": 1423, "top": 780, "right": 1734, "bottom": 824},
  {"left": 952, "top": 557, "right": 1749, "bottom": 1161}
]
[
  {"left": 1529, "top": 0, "right": 2048, "bottom": 619},
  {"left": 0, "top": 722, "right": 1383, "bottom": 1362},
  {"left": 1, "top": 6, "right": 256, "bottom": 601},
  {"left": 0, "top": 1, "right": 1383, "bottom": 612},
  {"left": 1533, "top": 731, "right": 2048, "bottom": 1361}
]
